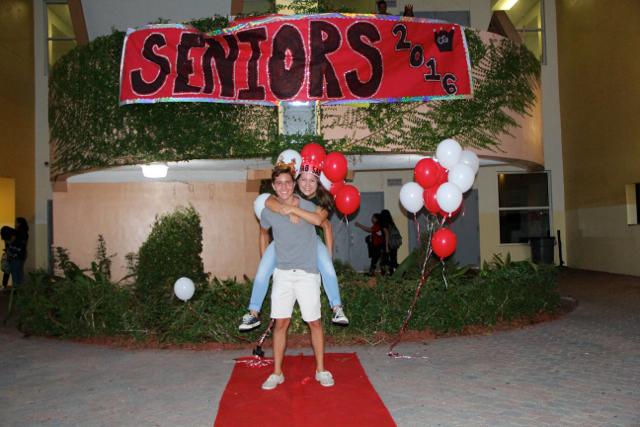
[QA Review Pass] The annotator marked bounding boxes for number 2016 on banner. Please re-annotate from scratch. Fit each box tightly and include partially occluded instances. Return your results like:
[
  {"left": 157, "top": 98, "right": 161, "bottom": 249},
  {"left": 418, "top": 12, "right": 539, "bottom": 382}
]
[{"left": 392, "top": 24, "right": 458, "bottom": 95}]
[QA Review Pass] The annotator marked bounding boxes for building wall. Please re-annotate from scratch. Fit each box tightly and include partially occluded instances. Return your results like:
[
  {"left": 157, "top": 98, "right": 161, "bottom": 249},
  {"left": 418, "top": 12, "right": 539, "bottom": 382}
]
[
  {"left": 54, "top": 166, "right": 491, "bottom": 280},
  {"left": 34, "top": 1, "right": 53, "bottom": 270},
  {"left": 557, "top": 0, "right": 640, "bottom": 275},
  {"left": 81, "top": 0, "right": 232, "bottom": 40},
  {"left": 389, "top": 0, "right": 492, "bottom": 30},
  {"left": 0, "top": 178, "right": 16, "bottom": 231},
  {"left": 541, "top": 0, "right": 567, "bottom": 266},
  {"left": 0, "top": 0, "right": 35, "bottom": 268},
  {"left": 478, "top": 164, "right": 532, "bottom": 264},
  {"left": 53, "top": 182, "right": 261, "bottom": 281}
]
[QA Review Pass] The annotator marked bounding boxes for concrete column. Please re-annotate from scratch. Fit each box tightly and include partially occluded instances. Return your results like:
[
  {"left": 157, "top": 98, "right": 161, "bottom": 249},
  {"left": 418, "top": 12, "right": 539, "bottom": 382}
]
[{"left": 540, "top": 0, "right": 567, "bottom": 265}]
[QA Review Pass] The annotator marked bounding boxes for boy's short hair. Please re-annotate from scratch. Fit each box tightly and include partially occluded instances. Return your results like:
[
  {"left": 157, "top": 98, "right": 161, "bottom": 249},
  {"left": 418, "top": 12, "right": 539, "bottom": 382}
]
[{"left": 271, "top": 164, "right": 296, "bottom": 183}]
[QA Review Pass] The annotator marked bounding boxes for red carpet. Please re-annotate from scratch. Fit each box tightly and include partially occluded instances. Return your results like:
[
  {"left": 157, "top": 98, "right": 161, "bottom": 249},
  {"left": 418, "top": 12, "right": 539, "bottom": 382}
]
[{"left": 214, "top": 352, "right": 396, "bottom": 427}]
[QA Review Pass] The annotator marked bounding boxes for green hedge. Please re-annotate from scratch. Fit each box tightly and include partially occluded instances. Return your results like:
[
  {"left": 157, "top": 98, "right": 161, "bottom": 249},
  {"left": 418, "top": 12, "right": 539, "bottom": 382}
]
[{"left": 15, "top": 256, "right": 559, "bottom": 343}]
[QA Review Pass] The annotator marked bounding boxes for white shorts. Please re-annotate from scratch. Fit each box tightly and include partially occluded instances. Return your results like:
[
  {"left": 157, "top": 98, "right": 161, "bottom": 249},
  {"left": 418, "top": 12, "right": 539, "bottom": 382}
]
[{"left": 271, "top": 268, "right": 321, "bottom": 322}]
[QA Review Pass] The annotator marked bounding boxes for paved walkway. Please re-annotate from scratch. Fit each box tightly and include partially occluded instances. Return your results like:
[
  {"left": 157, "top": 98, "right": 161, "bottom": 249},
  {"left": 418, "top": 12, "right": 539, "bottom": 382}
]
[{"left": 0, "top": 269, "right": 638, "bottom": 427}]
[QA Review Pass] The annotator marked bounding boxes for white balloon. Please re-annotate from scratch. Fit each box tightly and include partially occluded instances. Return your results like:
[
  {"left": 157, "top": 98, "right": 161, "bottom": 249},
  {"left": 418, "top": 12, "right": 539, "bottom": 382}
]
[
  {"left": 399, "top": 182, "right": 424, "bottom": 213},
  {"left": 319, "top": 172, "right": 332, "bottom": 191},
  {"left": 277, "top": 149, "right": 302, "bottom": 176},
  {"left": 436, "top": 182, "right": 463, "bottom": 213},
  {"left": 253, "top": 193, "right": 271, "bottom": 219},
  {"left": 174, "top": 277, "right": 195, "bottom": 301},
  {"left": 448, "top": 164, "right": 475, "bottom": 193},
  {"left": 435, "top": 138, "right": 462, "bottom": 170},
  {"left": 458, "top": 150, "right": 479, "bottom": 174}
]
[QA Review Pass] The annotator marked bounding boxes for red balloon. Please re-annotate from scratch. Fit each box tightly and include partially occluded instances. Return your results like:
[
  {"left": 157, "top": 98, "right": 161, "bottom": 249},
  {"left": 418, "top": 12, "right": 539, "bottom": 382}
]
[
  {"left": 431, "top": 227, "right": 457, "bottom": 259},
  {"left": 437, "top": 166, "right": 449, "bottom": 185},
  {"left": 301, "top": 143, "right": 326, "bottom": 164},
  {"left": 422, "top": 188, "right": 441, "bottom": 216},
  {"left": 414, "top": 158, "right": 442, "bottom": 189},
  {"left": 335, "top": 185, "right": 360, "bottom": 215},
  {"left": 330, "top": 180, "right": 345, "bottom": 197},
  {"left": 323, "top": 152, "right": 348, "bottom": 182}
]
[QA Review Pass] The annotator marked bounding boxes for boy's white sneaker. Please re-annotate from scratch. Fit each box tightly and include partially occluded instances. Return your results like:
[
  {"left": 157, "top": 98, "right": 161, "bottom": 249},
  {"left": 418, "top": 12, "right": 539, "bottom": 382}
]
[
  {"left": 315, "top": 370, "right": 335, "bottom": 387},
  {"left": 261, "top": 373, "right": 284, "bottom": 390}
]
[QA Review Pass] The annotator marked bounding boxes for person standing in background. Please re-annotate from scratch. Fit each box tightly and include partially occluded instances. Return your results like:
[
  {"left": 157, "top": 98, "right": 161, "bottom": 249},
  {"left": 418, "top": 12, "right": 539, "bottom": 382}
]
[
  {"left": 1, "top": 225, "right": 24, "bottom": 289},
  {"left": 379, "top": 210, "right": 401, "bottom": 275},
  {"left": 356, "top": 214, "right": 385, "bottom": 275},
  {"left": 376, "top": 0, "right": 389, "bottom": 15},
  {"left": 403, "top": 4, "right": 414, "bottom": 17}
]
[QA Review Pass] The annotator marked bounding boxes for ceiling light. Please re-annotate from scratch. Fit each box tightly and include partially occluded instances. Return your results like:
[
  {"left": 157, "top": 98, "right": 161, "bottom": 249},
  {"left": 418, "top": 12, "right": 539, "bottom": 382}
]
[
  {"left": 288, "top": 101, "right": 310, "bottom": 106},
  {"left": 141, "top": 163, "right": 168, "bottom": 178},
  {"left": 493, "top": 0, "right": 519, "bottom": 11}
]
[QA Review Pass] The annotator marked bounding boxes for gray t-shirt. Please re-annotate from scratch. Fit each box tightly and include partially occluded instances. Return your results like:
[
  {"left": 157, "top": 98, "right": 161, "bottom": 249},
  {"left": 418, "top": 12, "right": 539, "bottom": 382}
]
[{"left": 260, "top": 197, "right": 318, "bottom": 273}]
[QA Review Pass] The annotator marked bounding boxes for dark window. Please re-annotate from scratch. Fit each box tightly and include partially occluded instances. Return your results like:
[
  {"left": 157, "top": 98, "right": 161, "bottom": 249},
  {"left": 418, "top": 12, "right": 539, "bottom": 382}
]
[{"left": 498, "top": 172, "right": 551, "bottom": 243}]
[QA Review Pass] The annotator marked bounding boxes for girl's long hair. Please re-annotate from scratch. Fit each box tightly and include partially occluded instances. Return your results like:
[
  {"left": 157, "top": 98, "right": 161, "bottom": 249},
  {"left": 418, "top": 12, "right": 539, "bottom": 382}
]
[
  {"left": 296, "top": 178, "right": 334, "bottom": 212},
  {"left": 379, "top": 209, "right": 395, "bottom": 228}
]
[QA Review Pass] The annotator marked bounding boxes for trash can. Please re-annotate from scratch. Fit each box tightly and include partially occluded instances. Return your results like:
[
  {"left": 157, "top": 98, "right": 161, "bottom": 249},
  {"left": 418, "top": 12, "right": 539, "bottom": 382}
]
[{"left": 529, "top": 237, "right": 555, "bottom": 264}]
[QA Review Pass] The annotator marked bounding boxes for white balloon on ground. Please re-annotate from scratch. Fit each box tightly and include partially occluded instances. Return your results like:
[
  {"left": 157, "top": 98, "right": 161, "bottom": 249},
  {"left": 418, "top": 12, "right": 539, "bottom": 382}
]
[
  {"left": 399, "top": 182, "right": 424, "bottom": 213},
  {"left": 435, "top": 138, "right": 462, "bottom": 169},
  {"left": 436, "top": 182, "right": 463, "bottom": 213},
  {"left": 277, "top": 149, "right": 302, "bottom": 176},
  {"left": 458, "top": 150, "right": 479, "bottom": 174},
  {"left": 174, "top": 277, "right": 195, "bottom": 301},
  {"left": 319, "top": 172, "right": 332, "bottom": 191},
  {"left": 448, "top": 163, "right": 475, "bottom": 193},
  {"left": 253, "top": 193, "right": 271, "bottom": 219}
]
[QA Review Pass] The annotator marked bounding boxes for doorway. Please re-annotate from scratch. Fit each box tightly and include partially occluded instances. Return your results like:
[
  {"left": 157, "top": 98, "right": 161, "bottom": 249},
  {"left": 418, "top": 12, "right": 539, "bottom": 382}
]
[{"left": 330, "top": 192, "right": 384, "bottom": 272}]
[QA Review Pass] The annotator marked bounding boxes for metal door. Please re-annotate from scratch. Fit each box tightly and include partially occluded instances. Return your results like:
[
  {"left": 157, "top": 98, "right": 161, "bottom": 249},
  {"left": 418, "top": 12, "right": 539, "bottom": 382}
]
[
  {"left": 408, "top": 189, "right": 480, "bottom": 267},
  {"left": 331, "top": 192, "right": 384, "bottom": 272},
  {"left": 449, "top": 189, "right": 480, "bottom": 266}
]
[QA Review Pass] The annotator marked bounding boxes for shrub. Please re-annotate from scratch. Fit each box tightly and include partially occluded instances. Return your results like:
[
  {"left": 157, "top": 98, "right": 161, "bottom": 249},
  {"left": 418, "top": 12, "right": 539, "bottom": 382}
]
[
  {"left": 16, "top": 268, "right": 135, "bottom": 338},
  {"left": 134, "top": 206, "right": 209, "bottom": 333}
]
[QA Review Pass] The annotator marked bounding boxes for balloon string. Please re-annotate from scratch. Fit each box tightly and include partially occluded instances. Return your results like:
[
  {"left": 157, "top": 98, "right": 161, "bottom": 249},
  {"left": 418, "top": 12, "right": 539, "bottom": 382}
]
[
  {"left": 388, "top": 246, "right": 434, "bottom": 356},
  {"left": 441, "top": 259, "right": 449, "bottom": 289},
  {"left": 257, "top": 318, "right": 275, "bottom": 348},
  {"left": 388, "top": 352, "right": 429, "bottom": 360},
  {"left": 235, "top": 356, "right": 274, "bottom": 368}
]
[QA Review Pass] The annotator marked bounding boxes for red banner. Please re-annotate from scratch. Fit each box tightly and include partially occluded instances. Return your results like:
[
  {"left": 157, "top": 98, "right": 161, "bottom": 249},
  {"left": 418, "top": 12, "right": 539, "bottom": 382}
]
[{"left": 119, "top": 14, "right": 472, "bottom": 106}]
